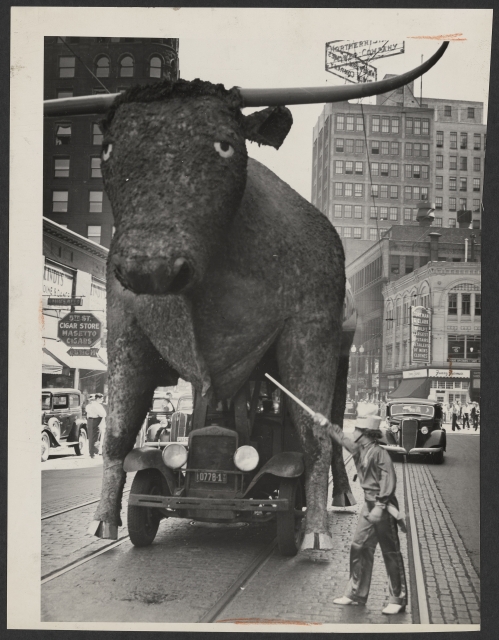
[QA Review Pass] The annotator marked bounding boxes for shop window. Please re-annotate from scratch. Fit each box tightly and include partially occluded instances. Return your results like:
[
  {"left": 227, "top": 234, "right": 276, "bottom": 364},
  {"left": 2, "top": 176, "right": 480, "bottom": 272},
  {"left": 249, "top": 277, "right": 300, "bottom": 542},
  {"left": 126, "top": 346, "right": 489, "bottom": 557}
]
[
  {"left": 95, "top": 55, "right": 110, "bottom": 78},
  {"left": 54, "top": 157, "right": 70, "bottom": 178},
  {"left": 59, "top": 56, "right": 75, "bottom": 78},
  {"left": 87, "top": 225, "right": 102, "bottom": 244},
  {"left": 52, "top": 191, "right": 68, "bottom": 212},
  {"left": 55, "top": 123, "right": 71, "bottom": 145},
  {"left": 119, "top": 55, "right": 134, "bottom": 77}
]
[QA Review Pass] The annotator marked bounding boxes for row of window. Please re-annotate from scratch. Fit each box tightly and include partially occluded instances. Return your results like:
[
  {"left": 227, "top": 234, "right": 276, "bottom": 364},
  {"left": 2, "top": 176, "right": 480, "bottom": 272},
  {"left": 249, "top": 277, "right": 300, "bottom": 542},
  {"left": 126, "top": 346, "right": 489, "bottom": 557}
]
[
  {"left": 434, "top": 197, "right": 481, "bottom": 212},
  {"left": 448, "top": 293, "right": 481, "bottom": 316},
  {"left": 335, "top": 114, "right": 432, "bottom": 136},
  {"left": 431, "top": 380, "right": 469, "bottom": 389},
  {"left": 436, "top": 131, "right": 484, "bottom": 150},
  {"left": 331, "top": 161, "right": 433, "bottom": 179},
  {"left": 332, "top": 139, "right": 431, "bottom": 157},
  {"left": 442, "top": 105, "right": 476, "bottom": 119},
  {"left": 436, "top": 155, "right": 482, "bottom": 171},
  {"left": 52, "top": 190, "right": 104, "bottom": 213},
  {"left": 54, "top": 157, "right": 102, "bottom": 179},
  {"left": 385, "top": 334, "right": 481, "bottom": 368},
  {"left": 436, "top": 176, "right": 481, "bottom": 192},
  {"left": 58, "top": 53, "right": 173, "bottom": 79},
  {"left": 55, "top": 123, "right": 103, "bottom": 146}
]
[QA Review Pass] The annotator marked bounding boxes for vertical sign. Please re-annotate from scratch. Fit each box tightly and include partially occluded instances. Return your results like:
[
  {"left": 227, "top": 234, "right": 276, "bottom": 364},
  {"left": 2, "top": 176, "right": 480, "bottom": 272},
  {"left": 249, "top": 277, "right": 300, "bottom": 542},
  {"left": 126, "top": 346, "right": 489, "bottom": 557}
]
[{"left": 410, "top": 306, "right": 431, "bottom": 364}]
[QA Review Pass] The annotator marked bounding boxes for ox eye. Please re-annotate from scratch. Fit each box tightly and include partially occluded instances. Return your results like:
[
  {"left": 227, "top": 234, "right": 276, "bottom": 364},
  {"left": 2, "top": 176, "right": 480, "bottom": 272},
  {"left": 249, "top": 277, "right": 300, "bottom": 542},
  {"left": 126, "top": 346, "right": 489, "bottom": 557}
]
[
  {"left": 102, "top": 143, "right": 113, "bottom": 162},
  {"left": 214, "top": 141, "right": 234, "bottom": 158}
]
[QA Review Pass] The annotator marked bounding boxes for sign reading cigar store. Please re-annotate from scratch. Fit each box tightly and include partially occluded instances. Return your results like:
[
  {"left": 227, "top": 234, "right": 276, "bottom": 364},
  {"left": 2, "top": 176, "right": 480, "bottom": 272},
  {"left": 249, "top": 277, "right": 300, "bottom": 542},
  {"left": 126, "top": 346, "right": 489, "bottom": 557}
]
[
  {"left": 57, "top": 313, "right": 102, "bottom": 347},
  {"left": 410, "top": 306, "right": 431, "bottom": 364}
]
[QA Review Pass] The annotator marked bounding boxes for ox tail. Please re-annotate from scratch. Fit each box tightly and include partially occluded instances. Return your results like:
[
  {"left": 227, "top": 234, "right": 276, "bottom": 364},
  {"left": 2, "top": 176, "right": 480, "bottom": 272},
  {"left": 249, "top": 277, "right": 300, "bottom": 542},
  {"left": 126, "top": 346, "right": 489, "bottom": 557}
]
[{"left": 330, "top": 325, "right": 357, "bottom": 507}]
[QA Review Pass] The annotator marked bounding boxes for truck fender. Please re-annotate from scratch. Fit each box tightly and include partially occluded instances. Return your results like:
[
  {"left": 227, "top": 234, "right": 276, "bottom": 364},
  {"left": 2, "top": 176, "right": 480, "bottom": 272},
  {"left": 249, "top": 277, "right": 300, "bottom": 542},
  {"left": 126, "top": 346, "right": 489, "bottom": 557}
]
[
  {"left": 425, "top": 429, "right": 446, "bottom": 450},
  {"left": 69, "top": 419, "right": 87, "bottom": 442},
  {"left": 124, "top": 447, "right": 176, "bottom": 495},
  {"left": 243, "top": 451, "right": 304, "bottom": 496}
]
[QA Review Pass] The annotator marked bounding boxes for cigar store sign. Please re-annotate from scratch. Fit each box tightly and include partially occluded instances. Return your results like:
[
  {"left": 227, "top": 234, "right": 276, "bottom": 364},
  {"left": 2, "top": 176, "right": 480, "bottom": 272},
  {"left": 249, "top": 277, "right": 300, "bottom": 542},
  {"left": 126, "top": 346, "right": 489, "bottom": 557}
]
[
  {"left": 410, "top": 306, "right": 431, "bottom": 364},
  {"left": 58, "top": 313, "right": 102, "bottom": 347}
]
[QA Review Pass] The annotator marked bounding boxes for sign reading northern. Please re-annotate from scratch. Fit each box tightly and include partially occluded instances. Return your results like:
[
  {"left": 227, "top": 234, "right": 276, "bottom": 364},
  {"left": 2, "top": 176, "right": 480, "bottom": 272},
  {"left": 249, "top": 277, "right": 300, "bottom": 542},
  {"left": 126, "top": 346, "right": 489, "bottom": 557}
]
[
  {"left": 325, "top": 39, "right": 404, "bottom": 84},
  {"left": 410, "top": 306, "right": 431, "bottom": 364},
  {"left": 58, "top": 313, "right": 102, "bottom": 347}
]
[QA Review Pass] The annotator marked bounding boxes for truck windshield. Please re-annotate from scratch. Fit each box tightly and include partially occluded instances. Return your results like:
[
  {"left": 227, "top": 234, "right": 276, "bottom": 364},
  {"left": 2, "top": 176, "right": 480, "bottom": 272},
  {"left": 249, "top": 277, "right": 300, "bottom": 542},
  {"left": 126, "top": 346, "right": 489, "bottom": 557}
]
[{"left": 391, "top": 404, "right": 434, "bottom": 417}]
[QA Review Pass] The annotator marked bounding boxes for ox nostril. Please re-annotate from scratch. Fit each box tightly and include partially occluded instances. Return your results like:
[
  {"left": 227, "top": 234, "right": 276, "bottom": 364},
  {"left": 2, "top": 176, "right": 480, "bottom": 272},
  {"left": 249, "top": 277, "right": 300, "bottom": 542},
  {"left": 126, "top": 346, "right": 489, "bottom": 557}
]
[{"left": 169, "top": 258, "right": 193, "bottom": 293}]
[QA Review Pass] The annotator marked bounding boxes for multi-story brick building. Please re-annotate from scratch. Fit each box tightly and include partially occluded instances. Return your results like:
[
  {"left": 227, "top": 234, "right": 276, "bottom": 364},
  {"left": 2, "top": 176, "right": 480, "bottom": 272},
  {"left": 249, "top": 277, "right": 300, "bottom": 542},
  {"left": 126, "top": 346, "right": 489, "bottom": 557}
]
[
  {"left": 43, "top": 36, "right": 179, "bottom": 248},
  {"left": 311, "top": 79, "right": 486, "bottom": 264}
]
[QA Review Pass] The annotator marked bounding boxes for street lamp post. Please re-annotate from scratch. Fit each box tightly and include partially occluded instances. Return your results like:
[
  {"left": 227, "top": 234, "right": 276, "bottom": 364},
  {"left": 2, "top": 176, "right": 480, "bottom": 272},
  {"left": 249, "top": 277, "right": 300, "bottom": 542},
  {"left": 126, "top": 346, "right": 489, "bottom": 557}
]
[{"left": 350, "top": 344, "right": 365, "bottom": 399}]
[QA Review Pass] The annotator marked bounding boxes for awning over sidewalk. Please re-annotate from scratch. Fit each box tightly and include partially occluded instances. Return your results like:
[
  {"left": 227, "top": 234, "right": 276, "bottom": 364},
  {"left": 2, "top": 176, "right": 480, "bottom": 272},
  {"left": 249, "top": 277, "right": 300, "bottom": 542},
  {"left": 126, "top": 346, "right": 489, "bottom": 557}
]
[
  {"left": 43, "top": 340, "right": 107, "bottom": 371},
  {"left": 42, "top": 350, "right": 63, "bottom": 375},
  {"left": 388, "top": 378, "right": 430, "bottom": 399}
]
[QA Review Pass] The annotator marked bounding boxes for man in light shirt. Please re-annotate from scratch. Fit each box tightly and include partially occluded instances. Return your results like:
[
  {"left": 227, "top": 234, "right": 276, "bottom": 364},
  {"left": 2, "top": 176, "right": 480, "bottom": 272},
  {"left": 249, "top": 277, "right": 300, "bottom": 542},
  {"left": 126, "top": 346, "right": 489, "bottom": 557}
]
[{"left": 85, "top": 393, "right": 107, "bottom": 458}]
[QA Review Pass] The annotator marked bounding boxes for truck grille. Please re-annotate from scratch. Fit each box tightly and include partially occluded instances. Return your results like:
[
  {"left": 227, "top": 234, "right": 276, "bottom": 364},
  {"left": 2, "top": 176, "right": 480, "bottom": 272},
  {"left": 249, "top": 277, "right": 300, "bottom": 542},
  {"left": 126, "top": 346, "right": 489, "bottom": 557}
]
[
  {"left": 188, "top": 430, "right": 239, "bottom": 492},
  {"left": 400, "top": 419, "right": 418, "bottom": 451}
]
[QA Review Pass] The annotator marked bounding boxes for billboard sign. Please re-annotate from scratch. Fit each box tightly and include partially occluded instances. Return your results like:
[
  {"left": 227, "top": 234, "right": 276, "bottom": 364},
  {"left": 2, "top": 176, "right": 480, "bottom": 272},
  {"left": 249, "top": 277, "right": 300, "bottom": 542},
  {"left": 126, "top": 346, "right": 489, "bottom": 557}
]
[
  {"left": 57, "top": 313, "right": 102, "bottom": 347},
  {"left": 410, "top": 306, "right": 431, "bottom": 364}
]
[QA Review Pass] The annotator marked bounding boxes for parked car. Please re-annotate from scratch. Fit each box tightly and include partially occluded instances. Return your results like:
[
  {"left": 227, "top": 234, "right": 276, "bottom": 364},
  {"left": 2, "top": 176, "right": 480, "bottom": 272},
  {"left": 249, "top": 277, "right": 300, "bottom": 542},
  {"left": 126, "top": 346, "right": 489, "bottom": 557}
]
[
  {"left": 145, "top": 393, "right": 176, "bottom": 431},
  {"left": 41, "top": 388, "right": 87, "bottom": 462},
  {"left": 380, "top": 397, "right": 446, "bottom": 464},
  {"left": 168, "top": 395, "right": 194, "bottom": 444}
]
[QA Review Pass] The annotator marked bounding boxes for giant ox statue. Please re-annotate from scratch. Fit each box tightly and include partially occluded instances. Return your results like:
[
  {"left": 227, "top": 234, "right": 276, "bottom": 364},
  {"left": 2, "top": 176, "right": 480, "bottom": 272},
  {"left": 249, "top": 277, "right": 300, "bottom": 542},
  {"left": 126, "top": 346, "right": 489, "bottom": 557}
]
[{"left": 45, "top": 42, "right": 447, "bottom": 552}]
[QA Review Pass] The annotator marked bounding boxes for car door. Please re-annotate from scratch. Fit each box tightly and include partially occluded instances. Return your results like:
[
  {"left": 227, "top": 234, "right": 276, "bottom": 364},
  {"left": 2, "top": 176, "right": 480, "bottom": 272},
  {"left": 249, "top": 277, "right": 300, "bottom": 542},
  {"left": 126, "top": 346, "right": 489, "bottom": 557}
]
[{"left": 53, "top": 393, "right": 71, "bottom": 440}]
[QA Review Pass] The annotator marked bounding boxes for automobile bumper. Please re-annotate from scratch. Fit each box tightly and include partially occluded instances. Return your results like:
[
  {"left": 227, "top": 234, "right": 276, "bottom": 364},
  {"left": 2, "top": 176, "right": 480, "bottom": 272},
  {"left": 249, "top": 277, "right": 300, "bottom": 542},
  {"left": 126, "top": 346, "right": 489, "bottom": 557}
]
[
  {"left": 380, "top": 444, "right": 443, "bottom": 455},
  {"left": 128, "top": 494, "right": 290, "bottom": 512}
]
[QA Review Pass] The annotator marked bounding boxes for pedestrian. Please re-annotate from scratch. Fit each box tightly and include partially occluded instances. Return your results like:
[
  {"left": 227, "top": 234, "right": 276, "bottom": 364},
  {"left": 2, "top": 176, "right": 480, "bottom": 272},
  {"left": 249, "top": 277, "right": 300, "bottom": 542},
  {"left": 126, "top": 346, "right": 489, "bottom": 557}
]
[
  {"left": 472, "top": 401, "right": 480, "bottom": 431},
  {"left": 451, "top": 400, "right": 461, "bottom": 431},
  {"left": 314, "top": 410, "right": 407, "bottom": 615},
  {"left": 462, "top": 401, "right": 471, "bottom": 430},
  {"left": 85, "top": 393, "right": 107, "bottom": 458}
]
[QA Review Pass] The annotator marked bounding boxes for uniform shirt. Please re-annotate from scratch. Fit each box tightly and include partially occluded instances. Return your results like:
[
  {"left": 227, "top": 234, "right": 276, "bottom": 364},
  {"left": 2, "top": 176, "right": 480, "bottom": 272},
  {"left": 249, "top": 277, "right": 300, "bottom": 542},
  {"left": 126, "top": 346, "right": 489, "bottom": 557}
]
[
  {"left": 328, "top": 422, "right": 397, "bottom": 504},
  {"left": 86, "top": 401, "right": 107, "bottom": 419}
]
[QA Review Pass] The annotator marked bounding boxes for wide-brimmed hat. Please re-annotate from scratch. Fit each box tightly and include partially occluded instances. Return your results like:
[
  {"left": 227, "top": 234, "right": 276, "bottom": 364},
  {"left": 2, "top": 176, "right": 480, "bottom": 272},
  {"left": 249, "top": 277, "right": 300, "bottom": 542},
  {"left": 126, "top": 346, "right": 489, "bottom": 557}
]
[{"left": 356, "top": 414, "right": 383, "bottom": 430}]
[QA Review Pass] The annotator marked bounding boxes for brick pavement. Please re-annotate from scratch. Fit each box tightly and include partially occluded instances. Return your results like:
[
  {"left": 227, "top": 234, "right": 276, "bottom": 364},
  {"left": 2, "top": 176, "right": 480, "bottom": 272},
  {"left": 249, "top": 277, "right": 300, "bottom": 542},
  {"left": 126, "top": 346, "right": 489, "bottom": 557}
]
[{"left": 407, "top": 462, "right": 480, "bottom": 625}]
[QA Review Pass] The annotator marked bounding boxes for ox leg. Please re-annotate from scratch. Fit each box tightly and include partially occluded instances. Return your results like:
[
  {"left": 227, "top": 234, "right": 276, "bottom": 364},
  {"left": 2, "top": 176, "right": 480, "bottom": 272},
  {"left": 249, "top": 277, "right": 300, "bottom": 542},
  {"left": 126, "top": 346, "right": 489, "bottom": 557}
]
[
  {"left": 276, "top": 321, "right": 341, "bottom": 552},
  {"left": 91, "top": 324, "right": 161, "bottom": 539}
]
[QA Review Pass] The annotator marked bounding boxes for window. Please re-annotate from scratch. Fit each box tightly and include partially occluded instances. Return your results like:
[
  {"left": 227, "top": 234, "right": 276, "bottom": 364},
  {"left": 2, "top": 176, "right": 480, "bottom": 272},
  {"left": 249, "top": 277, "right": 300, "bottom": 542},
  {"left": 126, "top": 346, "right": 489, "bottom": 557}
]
[
  {"left": 344, "top": 205, "right": 352, "bottom": 218},
  {"left": 334, "top": 204, "right": 342, "bottom": 218},
  {"left": 473, "top": 199, "right": 481, "bottom": 212},
  {"left": 381, "top": 163, "right": 389, "bottom": 176},
  {"left": 390, "top": 255, "right": 400, "bottom": 275},
  {"left": 119, "top": 55, "right": 134, "bottom": 77},
  {"left": 55, "top": 123, "right": 71, "bottom": 145},
  {"left": 422, "top": 144, "right": 429, "bottom": 157},
  {"left": 449, "top": 197, "right": 457, "bottom": 211},
  {"left": 405, "top": 165, "right": 412, "bottom": 179},
  {"left": 370, "top": 206, "right": 378, "bottom": 219},
  {"left": 379, "top": 207, "right": 388, "bottom": 220},
  {"left": 355, "top": 162, "right": 363, "bottom": 175},
  {"left": 474, "top": 134, "right": 481, "bottom": 150},
  {"left": 435, "top": 197, "right": 443, "bottom": 210},
  {"left": 89, "top": 191, "right": 103, "bottom": 212},
  {"left": 356, "top": 116, "right": 364, "bottom": 132},
  {"left": 473, "top": 178, "right": 481, "bottom": 192},
  {"left": 371, "top": 185, "right": 379, "bottom": 197},
  {"left": 346, "top": 139, "right": 354, "bottom": 153},
  {"left": 371, "top": 141, "right": 379, "bottom": 155},
  {"left": 436, "top": 155, "right": 443, "bottom": 169},
  {"left": 460, "top": 178, "right": 467, "bottom": 192},
  {"left": 353, "top": 227, "right": 362, "bottom": 239},
  {"left": 460, "top": 156, "right": 468, "bottom": 171},
  {"left": 460, "top": 132, "right": 468, "bottom": 149},
  {"left": 459, "top": 198, "right": 467, "bottom": 210},
  {"left": 52, "top": 191, "right": 68, "bottom": 212},
  {"left": 334, "top": 160, "right": 343, "bottom": 174},
  {"left": 392, "top": 118, "right": 400, "bottom": 134},
  {"left": 434, "top": 217, "right": 443, "bottom": 227},
  {"left": 354, "top": 183, "right": 363, "bottom": 197},
  {"left": 87, "top": 225, "right": 102, "bottom": 244},
  {"left": 421, "top": 187, "right": 428, "bottom": 201},
  {"left": 406, "top": 118, "right": 413, "bottom": 135},
  {"left": 386, "top": 345, "right": 393, "bottom": 368},
  {"left": 462, "top": 293, "right": 471, "bottom": 315},
  {"left": 369, "top": 228, "right": 378, "bottom": 241},
  {"left": 54, "top": 157, "right": 69, "bottom": 178},
  {"left": 390, "top": 164, "right": 399, "bottom": 177},
  {"left": 372, "top": 116, "right": 380, "bottom": 132},
  {"left": 354, "top": 206, "right": 363, "bottom": 219},
  {"left": 389, "top": 207, "right": 398, "bottom": 221},
  {"left": 381, "top": 141, "right": 389, "bottom": 155},
  {"left": 422, "top": 165, "right": 429, "bottom": 180},
  {"left": 335, "top": 139, "right": 344, "bottom": 152},
  {"left": 468, "top": 107, "right": 475, "bottom": 119},
  {"left": 448, "top": 218, "right": 456, "bottom": 227},
  {"left": 59, "top": 56, "right": 75, "bottom": 77},
  {"left": 91, "top": 157, "right": 102, "bottom": 178},
  {"left": 404, "top": 186, "right": 412, "bottom": 200},
  {"left": 334, "top": 183, "right": 343, "bottom": 196},
  {"left": 436, "top": 131, "right": 443, "bottom": 148},
  {"left": 413, "top": 164, "right": 421, "bottom": 179},
  {"left": 57, "top": 89, "right": 73, "bottom": 98},
  {"left": 380, "top": 185, "right": 388, "bottom": 199},
  {"left": 343, "top": 227, "right": 352, "bottom": 238},
  {"left": 371, "top": 162, "right": 379, "bottom": 176},
  {"left": 149, "top": 55, "right": 163, "bottom": 78},
  {"left": 475, "top": 294, "right": 481, "bottom": 316},
  {"left": 345, "top": 161, "right": 353, "bottom": 174},
  {"left": 413, "top": 186, "right": 420, "bottom": 200},
  {"left": 448, "top": 335, "right": 480, "bottom": 362},
  {"left": 336, "top": 114, "right": 345, "bottom": 130},
  {"left": 450, "top": 132, "right": 457, "bottom": 149},
  {"left": 92, "top": 123, "right": 103, "bottom": 146},
  {"left": 344, "top": 183, "right": 353, "bottom": 197},
  {"left": 449, "top": 176, "right": 457, "bottom": 191},
  {"left": 473, "top": 157, "right": 481, "bottom": 171},
  {"left": 450, "top": 156, "right": 457, "bottom": 170},
  {"left": 391, "top": 142, "right": 400, "bottom": 155},
  {"left": 390, "top": 186, "right": 398, "bottom": 199},
  {"left": 414, "top": 143, "right": 421, "bottom": 157},
  {"left": 95, "top": 55, "right": 110, "bottom": 77},
  {"left": 444, "top": 105, "right": 452, "bottom": 117},
  {"left": 355, "top": 139, "right": 364, "bottom": 153},
  {"left": 381, "top": 117, "right": 390, "bottom": 133},
  {"left": 346, "top": 115, "right": 354, "bottom": 131}
]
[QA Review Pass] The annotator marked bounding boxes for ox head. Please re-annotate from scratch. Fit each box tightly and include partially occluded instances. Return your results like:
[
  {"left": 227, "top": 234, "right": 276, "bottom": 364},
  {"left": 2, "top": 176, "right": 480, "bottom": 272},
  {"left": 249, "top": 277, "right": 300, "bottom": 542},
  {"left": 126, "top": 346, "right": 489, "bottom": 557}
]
[{"left": 99, "top": 80, "right": 293, "bottom": 295}]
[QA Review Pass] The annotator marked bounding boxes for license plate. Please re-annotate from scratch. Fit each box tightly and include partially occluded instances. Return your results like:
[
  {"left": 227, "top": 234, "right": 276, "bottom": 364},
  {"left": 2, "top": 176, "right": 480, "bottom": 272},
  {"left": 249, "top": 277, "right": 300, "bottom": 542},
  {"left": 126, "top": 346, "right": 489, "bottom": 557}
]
[
  {"left": 195, "top": 471, "right": 227, "bottom": 483},
  {"left": 177, "top": 436, "right": 189, "bottom": 443}
]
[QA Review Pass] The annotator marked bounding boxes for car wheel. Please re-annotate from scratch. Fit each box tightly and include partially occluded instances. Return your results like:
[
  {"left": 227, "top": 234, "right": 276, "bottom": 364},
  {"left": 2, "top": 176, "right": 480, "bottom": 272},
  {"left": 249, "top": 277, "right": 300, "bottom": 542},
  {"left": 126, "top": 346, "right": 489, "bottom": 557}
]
[
  {"left": 434, "top": 449, "right": 444, "bottom": 465},
  {"left": 128, "top": 469, "right": 165, "bottom": 547},
  {"left": 41, "top": 432, "right": 50, "bottom": 462},
  {"left": 276, "top": 478, "right": 305, "bottom": 557},
  {"left": 74, "top": 428, "right": 88, "bottom": 456}
]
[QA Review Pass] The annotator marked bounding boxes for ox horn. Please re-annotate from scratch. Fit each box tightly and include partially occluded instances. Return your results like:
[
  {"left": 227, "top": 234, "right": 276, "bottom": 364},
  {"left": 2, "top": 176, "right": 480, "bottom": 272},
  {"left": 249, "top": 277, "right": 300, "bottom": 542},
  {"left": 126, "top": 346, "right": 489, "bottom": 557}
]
[{"left": 43, "top": 42, "right": 448, "bottom": 117}]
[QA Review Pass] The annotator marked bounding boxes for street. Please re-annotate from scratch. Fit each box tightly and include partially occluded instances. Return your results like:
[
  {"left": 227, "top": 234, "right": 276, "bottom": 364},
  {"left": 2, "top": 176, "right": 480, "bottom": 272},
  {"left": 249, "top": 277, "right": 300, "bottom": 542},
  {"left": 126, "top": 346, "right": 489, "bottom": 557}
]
[{"left": 41, "top": 423, "right": 480, "bottom": 627}]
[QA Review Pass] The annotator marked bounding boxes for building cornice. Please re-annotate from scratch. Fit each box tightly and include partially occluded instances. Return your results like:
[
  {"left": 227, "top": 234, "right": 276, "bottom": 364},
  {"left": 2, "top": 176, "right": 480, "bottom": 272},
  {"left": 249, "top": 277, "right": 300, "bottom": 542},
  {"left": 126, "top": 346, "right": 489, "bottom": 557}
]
[{"left": 43, "top": 217, "right": 109, "bottom": 260}]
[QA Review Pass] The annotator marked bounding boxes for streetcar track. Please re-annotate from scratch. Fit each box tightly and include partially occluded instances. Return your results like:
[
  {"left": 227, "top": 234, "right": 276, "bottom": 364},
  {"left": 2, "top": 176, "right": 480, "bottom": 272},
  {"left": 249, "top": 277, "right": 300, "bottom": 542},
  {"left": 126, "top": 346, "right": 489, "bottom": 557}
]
[{"left": 42, "top": 489, "right": 130, "bottom": 520}]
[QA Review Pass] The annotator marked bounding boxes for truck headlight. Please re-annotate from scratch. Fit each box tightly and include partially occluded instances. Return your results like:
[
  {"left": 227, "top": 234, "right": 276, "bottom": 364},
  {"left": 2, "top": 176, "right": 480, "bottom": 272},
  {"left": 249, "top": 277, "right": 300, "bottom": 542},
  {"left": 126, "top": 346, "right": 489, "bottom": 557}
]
[
  {"left": 234, "top": 446, "right": 259, "bottom": 472},
  {"left": 421, "top": 426, "right": 429, "bottom": 435},
  {"left": 390, "top": 424, "right": 399, "bottom": 433},
  {"left": 162, "top": 443, "right": 187, "bottom": 469}
]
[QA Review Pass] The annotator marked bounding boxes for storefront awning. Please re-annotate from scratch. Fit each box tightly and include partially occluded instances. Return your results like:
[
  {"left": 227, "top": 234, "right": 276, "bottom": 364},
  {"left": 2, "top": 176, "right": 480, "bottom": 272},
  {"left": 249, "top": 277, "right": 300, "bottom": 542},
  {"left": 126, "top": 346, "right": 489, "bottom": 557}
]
[
  {"left": 43, "top": 340, "right": 107, "bottom": 372},
  {"left": 388, "top": 378, "right": 430, "bottom": 399},
  {"left": 42, "top": 350, "right": 63, "bottom": 375}
]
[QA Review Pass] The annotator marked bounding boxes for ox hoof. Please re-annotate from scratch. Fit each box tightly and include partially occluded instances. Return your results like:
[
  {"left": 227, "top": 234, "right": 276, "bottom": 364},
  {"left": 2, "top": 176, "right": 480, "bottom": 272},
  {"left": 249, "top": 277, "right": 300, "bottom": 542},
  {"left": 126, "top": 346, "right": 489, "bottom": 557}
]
[
  {"left": 300, "top": 532, "right": 334, "bottom": 552},
  {"left": 88, "top": 520, "right": 118, "bottom": 540}
]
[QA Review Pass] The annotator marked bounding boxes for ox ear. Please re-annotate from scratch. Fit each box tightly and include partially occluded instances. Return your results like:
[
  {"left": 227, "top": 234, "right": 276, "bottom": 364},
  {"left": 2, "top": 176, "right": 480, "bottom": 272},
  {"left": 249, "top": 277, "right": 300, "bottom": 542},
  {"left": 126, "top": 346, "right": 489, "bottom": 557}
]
[{"left": 242, "top": 106, "right": 293, "bottom": 150}]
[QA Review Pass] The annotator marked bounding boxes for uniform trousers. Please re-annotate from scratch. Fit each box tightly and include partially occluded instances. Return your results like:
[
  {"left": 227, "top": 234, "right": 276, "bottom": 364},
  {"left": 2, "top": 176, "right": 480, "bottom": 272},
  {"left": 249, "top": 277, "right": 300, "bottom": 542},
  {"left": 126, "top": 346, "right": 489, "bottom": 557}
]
[
  {"left": 87, "top": 417, "right": 102, "bottom": 457},
  {"left": 345, "top": 501, "right": 407, "bottom": 606}
]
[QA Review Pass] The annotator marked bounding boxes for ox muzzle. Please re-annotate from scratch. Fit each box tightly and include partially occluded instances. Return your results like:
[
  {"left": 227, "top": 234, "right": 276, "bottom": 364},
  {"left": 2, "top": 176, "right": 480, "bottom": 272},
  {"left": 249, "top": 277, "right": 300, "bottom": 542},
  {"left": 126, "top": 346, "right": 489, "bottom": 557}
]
[{"left": 112, "top": 255, "right": 195, "bottom": 295}]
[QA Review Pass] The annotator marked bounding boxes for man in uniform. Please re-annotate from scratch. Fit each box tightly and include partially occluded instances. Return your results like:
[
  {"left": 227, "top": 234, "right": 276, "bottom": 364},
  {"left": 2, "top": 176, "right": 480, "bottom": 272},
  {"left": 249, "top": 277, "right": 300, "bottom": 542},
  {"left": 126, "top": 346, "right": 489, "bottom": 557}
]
[{"left": 314, "top": 410, "right": 407, "bottom": 615}]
